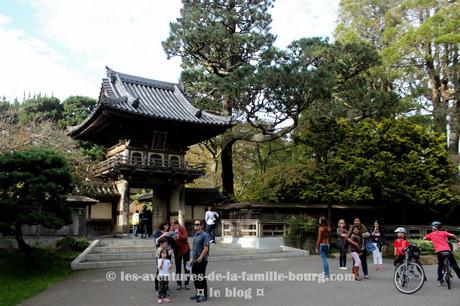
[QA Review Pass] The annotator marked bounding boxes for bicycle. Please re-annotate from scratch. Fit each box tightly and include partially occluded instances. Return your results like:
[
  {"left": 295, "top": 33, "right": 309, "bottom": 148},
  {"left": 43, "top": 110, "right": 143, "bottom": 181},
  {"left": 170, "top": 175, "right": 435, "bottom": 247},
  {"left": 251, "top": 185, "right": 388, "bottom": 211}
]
[
  {"left": 394, "top": 243, "right": 425, "bottom": 294},
  {"left": 440, "top": 239, "right": 457, "bottom": 290}
]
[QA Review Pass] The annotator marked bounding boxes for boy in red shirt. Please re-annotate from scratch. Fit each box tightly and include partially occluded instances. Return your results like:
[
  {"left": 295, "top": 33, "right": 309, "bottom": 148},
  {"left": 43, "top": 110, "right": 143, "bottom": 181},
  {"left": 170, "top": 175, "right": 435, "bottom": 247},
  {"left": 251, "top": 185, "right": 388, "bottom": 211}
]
[
  {"left": 393, "top": 227, "right": 410, "bottom": 267},
  {"left": 424, "top": 221, "right": 460, "bottom": 285}
]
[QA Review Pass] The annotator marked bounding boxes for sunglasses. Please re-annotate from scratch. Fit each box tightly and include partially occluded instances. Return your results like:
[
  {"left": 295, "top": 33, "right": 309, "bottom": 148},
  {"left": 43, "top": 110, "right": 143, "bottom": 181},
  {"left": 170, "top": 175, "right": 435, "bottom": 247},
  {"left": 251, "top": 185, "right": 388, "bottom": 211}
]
[{"left": 194, "top": 223, "right": 201, "bottom": 226}]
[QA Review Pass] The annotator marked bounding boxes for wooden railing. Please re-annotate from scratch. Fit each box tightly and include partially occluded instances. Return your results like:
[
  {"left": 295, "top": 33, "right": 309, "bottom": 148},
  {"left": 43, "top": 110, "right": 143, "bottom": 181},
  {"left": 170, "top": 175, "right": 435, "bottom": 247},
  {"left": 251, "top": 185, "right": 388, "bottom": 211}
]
[
  {"left": 94, "top": 155, "right": 206, "bottom": 176},
  {"left": 222, "top": 219, "right": 287, "bottom": 238}
]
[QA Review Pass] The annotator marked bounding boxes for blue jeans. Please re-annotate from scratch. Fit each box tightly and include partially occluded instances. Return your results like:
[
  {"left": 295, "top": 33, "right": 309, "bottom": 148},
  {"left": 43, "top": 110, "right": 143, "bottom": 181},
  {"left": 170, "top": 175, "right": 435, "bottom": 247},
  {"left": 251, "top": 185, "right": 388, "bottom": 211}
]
[
  {"left": 319, "top": 244, "right": 330, "bottom": 277},
  {"left": 133, "top": 224, "right": 138, "bottom": 236}
]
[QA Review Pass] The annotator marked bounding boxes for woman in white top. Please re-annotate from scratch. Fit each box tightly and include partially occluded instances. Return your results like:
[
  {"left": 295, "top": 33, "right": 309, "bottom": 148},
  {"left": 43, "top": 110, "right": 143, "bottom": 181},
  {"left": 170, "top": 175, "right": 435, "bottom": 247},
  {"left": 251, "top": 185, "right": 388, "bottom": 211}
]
[{"left": 205, "top": 206, "right": 219, "bottom": 243}]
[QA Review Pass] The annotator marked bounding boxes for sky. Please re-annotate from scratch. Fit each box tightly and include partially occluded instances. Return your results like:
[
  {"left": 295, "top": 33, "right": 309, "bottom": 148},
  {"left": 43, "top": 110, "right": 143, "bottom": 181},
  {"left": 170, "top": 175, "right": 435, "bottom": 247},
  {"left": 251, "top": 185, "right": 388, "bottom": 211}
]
[{"left": 0, "top": 0, "right": 339, "bottom": 101}]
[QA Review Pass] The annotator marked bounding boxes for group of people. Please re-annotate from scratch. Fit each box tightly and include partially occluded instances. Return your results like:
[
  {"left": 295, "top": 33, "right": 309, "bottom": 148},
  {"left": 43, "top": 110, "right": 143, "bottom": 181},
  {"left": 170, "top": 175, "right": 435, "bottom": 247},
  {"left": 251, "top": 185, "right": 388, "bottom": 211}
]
[
  {"left": 317, "top": 217, "right": 383, "bottom": 281},
  {"left": 131, "top": 205, "right": 153, "bottom": 238},
  {"left": 153, "top": 218, "right": 211, "bottom": 303},
  {"left": 316, "top": 217, "right": 460, "bottom": 285},
  {"left": 147, "top": 206, "right": 219, "bottom": 304}
]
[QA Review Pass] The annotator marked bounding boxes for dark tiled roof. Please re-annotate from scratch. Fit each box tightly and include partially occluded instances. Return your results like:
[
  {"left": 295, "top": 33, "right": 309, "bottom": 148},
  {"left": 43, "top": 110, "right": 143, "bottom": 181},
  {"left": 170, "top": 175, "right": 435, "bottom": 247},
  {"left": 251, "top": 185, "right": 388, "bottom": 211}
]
[{"left": 100, "top": 67, "right": 232, "bottom": 126}]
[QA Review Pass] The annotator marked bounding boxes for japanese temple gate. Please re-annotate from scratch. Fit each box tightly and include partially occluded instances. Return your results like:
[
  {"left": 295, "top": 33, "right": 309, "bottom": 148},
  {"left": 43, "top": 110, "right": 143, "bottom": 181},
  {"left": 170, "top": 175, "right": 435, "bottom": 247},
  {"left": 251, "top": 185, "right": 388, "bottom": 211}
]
[{"left": 68, "top": 67, "right": 232, "bottom": 234}]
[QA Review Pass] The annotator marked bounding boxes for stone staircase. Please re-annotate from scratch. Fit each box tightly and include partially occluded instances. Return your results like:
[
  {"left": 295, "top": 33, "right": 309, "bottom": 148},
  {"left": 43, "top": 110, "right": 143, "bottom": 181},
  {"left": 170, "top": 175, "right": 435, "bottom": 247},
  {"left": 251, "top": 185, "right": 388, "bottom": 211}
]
[{"left": 71, "top": 237, "right": 309, "bottom": 270}]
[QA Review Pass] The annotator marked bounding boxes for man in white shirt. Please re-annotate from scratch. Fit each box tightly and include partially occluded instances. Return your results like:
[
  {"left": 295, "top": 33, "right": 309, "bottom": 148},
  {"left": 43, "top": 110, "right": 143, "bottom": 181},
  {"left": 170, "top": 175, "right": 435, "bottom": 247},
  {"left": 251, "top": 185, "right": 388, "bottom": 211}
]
[
  {"left": 131, "top": 210, "right": 140, "bottom": 237},
  {"left": 205, "top": 206, "right": 219, "bottom": 244}
]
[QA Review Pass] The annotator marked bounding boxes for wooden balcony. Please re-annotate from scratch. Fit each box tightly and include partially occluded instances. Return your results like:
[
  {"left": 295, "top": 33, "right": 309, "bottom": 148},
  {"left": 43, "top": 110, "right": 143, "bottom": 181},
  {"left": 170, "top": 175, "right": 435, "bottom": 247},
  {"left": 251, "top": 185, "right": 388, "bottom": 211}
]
[{"left": 94, "top": 155, "right": 206, "bottom": 180}]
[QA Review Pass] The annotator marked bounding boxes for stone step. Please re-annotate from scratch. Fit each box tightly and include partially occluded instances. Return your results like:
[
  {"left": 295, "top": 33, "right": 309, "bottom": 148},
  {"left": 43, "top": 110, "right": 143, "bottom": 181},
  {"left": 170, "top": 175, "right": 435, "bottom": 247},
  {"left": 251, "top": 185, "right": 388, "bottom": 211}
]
[
  {"left": 86, "top": 247, "right": 282, "bottom": 262},
  {"left": 93, "top": 246, "right": 155, "bottom": 253},
  {"left": 74, "top": 251, "right": 308, "bottom": 270},
  {"left": 91, "top": 246, "right": 284, "bottom": 257},
  {"left": 86, "top": 252, "right": 156, "bottom": 262},
  {"left": 98, "top": 240, "right": 156, "bottom": 247}
]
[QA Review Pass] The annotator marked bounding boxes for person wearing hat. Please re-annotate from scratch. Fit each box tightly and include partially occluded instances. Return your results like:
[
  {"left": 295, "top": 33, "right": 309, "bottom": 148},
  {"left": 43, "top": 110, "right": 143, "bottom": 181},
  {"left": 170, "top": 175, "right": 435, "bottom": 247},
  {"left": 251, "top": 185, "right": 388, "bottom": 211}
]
[
  {"left": 393, "top": 227, "right": 410, "bottom": 267},
  {"left": 424, "top": 221, "right": 460, "bottom": 286}
]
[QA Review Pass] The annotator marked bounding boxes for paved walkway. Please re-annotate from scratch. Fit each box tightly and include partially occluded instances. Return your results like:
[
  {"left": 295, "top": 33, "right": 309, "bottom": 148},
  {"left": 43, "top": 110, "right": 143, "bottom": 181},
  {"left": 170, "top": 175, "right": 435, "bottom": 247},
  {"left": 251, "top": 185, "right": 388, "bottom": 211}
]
[{"left": 20, "top": 256, "right": 459, "bottom": 306}]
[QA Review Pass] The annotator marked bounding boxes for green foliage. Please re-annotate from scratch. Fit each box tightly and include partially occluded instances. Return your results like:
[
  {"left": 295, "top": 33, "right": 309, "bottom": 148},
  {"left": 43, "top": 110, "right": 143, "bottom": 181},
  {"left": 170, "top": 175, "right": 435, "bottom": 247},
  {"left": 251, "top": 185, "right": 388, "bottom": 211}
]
[
  {"left": 336, "top": 0, "right": 460, "bottom": 148},
  {"left": 409, "top": 239, "right": 435, "bottom": 255},
  {"left": 285, "top": 216, "right": 317, "bottom": 249},
  {"left": 76, "top": 140, "right": 106, "bottom": 161},
  {"left": 56, "top": 236, "right": 90, "bottom": 252},
  {"left": 243, "top": 161, "right": 311, "bottom": 202},
  {"left": 58, "top": 96, "right": 97, "bottom": 128},
  {"left": 164, "top": 1, "right": 398, "bottom": 197},
  {"left": 18, "top": 95, "right": 63, "bottom": 124},
  {"left": 0, "top": 148, "right": 74, "bottom": 228},
  {"left": 300, "top": 118, "right": 459, "bottom": 205},
  {"left": 247, "top": 117, "right": 459, "bottom": 206},
  {"left": 163, "top": 0, "right": 275, "bottom": 114}
]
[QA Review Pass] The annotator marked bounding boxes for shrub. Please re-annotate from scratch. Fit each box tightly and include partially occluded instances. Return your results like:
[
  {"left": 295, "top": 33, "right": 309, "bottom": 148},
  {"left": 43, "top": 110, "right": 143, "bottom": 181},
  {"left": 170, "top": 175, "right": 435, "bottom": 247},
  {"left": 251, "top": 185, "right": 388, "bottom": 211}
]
[
  {"left": 409, "top": 239, "right": 435, "bottom": 255},
  {"left": 285, "top": 216, "right": 317, "bottom": 249},
  {"left": 57, "top": 236, "right": 90, "bottom": 252}
]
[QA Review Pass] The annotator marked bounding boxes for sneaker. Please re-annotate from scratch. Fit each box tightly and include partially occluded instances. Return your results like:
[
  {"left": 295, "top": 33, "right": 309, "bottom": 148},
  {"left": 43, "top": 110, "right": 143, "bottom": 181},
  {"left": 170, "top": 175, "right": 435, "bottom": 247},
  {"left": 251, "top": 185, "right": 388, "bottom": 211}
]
[
  {"left": 364, "top": 275, "right": 369, "bottom": 279},
  {"left": 158, "top": 299, "right": 163, "bottom": 304},
  {"left": 196, "top": 296, "right": 208, "bottom": 302},
  {"left": 177, "top": 284, "right": 183, "bottom": 290},
  {"left": 437, "top": 280, "right": 444, "bottom": 286},
  {"left": 185, "top": 284, "right": 191, "bottom": 290},
  {"left": 339, "top": 267, "right": 347, "bottom": 270},
  {"left": 163, "top": 298, "right": 171, "bottom": 303}
]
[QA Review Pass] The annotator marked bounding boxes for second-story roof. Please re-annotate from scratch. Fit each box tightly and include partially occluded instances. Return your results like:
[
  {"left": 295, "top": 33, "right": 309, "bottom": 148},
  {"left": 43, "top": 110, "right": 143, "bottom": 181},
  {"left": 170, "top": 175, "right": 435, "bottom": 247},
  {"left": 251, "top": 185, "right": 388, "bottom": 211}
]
[{"left": 68, "top": 67, "right": 233, "bottom": 147}]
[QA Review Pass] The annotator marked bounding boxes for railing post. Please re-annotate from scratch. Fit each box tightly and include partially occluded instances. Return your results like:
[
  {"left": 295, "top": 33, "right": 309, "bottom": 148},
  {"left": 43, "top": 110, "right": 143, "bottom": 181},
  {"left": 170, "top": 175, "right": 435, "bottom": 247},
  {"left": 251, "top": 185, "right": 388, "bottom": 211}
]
[{"left": 256, "top": 220, "right": 261, "bottom": 238}]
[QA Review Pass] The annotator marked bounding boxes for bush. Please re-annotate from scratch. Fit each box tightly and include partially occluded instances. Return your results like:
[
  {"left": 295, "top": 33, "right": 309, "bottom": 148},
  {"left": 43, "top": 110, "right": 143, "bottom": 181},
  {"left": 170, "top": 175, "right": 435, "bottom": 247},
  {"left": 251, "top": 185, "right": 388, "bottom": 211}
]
[
  {"left": 409, "top": 239, "right": 435, "bottom": 255},
  {"left": 285, "top": 216, "right": 317, "bottom": 249},
  {"left": 56, "top": 237, "right": 90, "bottom": 252}
]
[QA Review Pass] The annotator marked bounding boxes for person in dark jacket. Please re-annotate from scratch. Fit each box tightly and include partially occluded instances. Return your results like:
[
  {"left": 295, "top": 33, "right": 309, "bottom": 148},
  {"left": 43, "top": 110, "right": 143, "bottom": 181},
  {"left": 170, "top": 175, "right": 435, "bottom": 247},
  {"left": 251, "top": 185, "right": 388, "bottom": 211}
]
[{"left": 140, "top": 205, "right": 151, "bottom": 238}]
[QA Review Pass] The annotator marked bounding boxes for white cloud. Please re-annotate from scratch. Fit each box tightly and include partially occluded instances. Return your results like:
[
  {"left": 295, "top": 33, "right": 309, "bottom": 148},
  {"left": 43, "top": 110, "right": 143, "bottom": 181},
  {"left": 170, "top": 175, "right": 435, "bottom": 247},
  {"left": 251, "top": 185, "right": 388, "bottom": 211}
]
[
  {"left": 29, "top": 0, "right": 183, "bottom": 84},
  {"left": 0, "top": 1, "right": 339, "bottom": 101},
  {"left": 0, "top": 22, "right": 97, "bottom": 101},
  {"left": 271, "top": 0, "right": 339, "bottom": 47},
  {"left": 0, "top": 13, "right": 12, "bottom": 26}
]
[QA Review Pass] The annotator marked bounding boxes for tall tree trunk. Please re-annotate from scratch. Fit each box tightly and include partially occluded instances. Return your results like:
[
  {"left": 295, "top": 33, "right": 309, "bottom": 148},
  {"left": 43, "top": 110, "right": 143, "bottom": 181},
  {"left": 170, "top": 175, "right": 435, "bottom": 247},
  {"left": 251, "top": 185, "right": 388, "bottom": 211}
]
[
  {"left": 449, "top": 45, "right": 459, "bottom": 156},
  {"left": 426, "top": 60, "right": 446, "bottom": 134},
  {"left": 14, "top": 222, "right": 34, "bottom": 263},
  {"left": 220, "top": 2, "right": 237, "bottom": 200},
  {"left": 221, "top": 138, "right": 236, "bottom": 199}
]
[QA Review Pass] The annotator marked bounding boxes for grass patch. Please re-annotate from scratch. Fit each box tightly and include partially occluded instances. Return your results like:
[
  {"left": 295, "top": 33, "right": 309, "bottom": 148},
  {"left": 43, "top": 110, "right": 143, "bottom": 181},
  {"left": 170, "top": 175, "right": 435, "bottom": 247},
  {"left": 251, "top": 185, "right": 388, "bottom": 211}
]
[{"left": 0, "top": 248, "right": 79, "bottom": 306}]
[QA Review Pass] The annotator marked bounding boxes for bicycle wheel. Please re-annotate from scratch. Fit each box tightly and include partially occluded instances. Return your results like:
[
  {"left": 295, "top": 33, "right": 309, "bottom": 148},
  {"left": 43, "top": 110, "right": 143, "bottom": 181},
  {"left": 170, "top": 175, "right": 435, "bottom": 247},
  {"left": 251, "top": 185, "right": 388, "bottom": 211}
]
[
  {"left": 444, "top": 258, "right": 451, "bottom": 290},
  {"left": 394, "top": 262, "right": 425, "bottom": 294}
]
